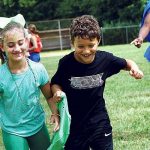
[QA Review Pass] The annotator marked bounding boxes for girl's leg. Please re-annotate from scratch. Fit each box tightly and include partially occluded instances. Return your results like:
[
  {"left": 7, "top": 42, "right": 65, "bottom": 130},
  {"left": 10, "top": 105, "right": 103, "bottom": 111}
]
[
  {"left": 2, "top": 130, "right": 29, "bottom": 150},
  {"left": 27, "top": 123, "right": 50, "bottom": 150}
]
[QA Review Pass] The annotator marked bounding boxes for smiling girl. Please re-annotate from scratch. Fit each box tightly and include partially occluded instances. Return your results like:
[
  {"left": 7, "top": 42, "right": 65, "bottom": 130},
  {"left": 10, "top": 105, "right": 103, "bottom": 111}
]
[{"left": 0, "top": 21, "right": 59, "bottom": 150}]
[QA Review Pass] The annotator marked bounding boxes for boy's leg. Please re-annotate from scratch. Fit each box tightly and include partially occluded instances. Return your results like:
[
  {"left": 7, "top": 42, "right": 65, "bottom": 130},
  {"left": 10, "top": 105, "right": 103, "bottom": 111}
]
[
  {"left": 26, "top": 123, "right": 50, "bottom": 150},
  {"left": 89, "top": 128, "right": 113, "bottom": 150},
  {"left": 65, "top": 133, "right": 90, "bottom": 150},
  {"left": 2, "top": 130, "right": 29, "bottom": 150}
]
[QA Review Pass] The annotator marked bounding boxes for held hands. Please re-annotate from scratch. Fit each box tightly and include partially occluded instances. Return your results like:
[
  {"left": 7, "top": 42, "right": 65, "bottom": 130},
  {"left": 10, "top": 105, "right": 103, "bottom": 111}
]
[
  {"left": 50, "top": 113, "right": 60, "bottom": 132},
  {"left": 53, "top": 90, "right": 62, "bottom": 102},
  {"left": 129, "top": 67, "right": 144, "bottom": 79},
  {"left": 49, "top": 90, "right": 62, "bottom": 132},
  {"left": 130, "top": 37, "right": 143, "bottom": 48}
]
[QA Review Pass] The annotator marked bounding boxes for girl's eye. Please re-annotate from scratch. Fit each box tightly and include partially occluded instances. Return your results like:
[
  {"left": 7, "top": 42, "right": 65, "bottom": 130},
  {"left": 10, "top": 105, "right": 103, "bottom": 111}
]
[
  {"left": 7, "top": 40, "right": 24, "bottom": 48},
  {"left": 18, "top": 40, "right": 24, "bottom": 46},
  {"left": 7, "top": 43, "right": 15, "bottom": 48}
]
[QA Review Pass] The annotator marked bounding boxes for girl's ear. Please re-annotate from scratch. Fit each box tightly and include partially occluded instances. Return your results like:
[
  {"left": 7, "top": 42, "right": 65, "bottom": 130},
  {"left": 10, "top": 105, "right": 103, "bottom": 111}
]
[
  {"left": 25, "top": 37, "right": 29, "bottom": 49},
  {"left": 0, "top": 43, "right": 4, "bottom": 52}
]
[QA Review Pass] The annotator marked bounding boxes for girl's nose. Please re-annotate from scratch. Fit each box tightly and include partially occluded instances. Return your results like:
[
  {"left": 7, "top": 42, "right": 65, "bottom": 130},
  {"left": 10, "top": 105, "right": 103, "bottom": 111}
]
[{"left": 13, "top": 44, "right": 20, "bottom": 51}]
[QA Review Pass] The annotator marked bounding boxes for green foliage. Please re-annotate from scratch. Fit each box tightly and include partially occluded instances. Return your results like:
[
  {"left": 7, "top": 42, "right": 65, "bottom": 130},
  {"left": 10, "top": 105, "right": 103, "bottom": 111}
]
[
  {"left": 0, "top": 0, "right": 148, "bottom": 26},
  {"left": 56, "top": 0, "right": 93, "bottom": 18},
  {"left": 19, "top": 0, "right": 37, "bottom": 7},
  {"left": 2, "top": 0, "right": 36, "bottom": 7}
]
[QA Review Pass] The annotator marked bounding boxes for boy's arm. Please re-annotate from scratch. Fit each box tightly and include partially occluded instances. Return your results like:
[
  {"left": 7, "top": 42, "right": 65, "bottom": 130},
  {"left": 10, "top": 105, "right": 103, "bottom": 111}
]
[
  {"left": 124, "top": 59, "right": 144, "bottom": 79},
  {"left": 40, "top": 82, "right": 60, "bottom": 131}
]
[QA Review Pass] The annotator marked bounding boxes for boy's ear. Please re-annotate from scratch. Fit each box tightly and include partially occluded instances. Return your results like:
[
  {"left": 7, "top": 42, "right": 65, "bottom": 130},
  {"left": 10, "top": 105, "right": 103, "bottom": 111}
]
[
  {"left": 98, "top": 37, "right": 101, "bottom": 45},
  {"left": 71, "top": 43, "right": 74, "bottom": 47},
  {"left": 71, "top": 43, "right": 75, "bottom": 51}
]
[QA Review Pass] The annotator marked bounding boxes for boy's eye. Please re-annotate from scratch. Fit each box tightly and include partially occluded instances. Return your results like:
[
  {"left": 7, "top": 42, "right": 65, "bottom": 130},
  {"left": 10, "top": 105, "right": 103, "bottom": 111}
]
[
  {"left": 78, "top": 45, "right": 84, "bottom": 49},
  {"left": 88, "top": 45, "right": 94, "bottom": 48},
  {"left": 78, "top": 45, "right": 94, "bottom": 49}
]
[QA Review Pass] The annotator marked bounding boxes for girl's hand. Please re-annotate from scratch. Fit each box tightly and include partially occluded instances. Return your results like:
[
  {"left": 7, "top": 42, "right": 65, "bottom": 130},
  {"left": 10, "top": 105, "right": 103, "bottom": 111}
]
[{"left": 50, "top": 114, "right": 60, "bottom": 132}]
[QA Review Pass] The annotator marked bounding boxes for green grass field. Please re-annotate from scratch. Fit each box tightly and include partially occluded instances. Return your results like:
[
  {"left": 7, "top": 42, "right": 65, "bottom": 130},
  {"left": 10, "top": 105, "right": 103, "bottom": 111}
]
[{"left": 0, "top": 43, "right": 150, "bottom": 150}]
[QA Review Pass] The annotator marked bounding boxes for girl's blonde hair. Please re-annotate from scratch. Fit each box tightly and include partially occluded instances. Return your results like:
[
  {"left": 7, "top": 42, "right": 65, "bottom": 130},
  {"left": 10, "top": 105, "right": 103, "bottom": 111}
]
[{"left": 0, "top": 21, "right": 26, "bottom": 41}]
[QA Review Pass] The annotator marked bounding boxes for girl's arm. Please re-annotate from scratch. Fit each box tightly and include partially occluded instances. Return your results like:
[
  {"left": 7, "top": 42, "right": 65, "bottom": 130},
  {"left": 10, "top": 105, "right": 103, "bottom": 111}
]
[{"left": 41, "top": 82, "right": 60, "bottom": 131}]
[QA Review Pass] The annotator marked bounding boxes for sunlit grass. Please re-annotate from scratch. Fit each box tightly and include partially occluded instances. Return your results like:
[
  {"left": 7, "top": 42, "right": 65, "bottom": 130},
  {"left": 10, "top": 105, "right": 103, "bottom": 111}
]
[{"left": 0, "top": 43, "right": 150, "bottom": 150}]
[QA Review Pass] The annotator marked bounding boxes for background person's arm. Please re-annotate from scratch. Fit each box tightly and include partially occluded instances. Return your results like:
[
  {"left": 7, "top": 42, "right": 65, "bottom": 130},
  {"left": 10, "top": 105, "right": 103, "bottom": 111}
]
[
  {"left": 29, "top": 35, "right": 38, "bottom": 51},
  {"left": 131, "top": 13, "right": 150, "bottom": 48}
]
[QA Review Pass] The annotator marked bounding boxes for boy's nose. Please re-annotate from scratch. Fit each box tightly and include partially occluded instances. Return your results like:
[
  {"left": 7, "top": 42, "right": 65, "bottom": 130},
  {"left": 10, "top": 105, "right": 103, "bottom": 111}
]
[{"left": 84, "top": 48, "right": 91, "bottom": 53}]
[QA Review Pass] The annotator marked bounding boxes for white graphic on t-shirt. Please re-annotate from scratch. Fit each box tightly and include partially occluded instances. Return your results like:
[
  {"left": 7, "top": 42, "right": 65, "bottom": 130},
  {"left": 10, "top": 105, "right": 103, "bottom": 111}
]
[{"left": 70, "top": 73, "right": 104, "bottom": 89}]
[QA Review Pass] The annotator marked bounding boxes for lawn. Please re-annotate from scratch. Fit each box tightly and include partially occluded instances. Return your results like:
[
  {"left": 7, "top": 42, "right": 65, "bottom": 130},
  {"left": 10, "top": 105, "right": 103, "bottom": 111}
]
[{"left": 0, "top": 43, "right": 150, "bottom": 150}]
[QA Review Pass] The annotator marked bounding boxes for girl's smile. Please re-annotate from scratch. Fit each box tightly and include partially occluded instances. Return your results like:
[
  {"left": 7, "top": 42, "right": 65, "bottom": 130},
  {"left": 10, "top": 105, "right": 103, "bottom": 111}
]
[{"left": 2, "top": 28, "right": 28, "bottom": 62}]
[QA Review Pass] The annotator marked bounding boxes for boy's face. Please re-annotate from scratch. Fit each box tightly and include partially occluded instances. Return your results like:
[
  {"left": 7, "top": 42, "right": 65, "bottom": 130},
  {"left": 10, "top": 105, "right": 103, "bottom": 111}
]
[
  {"left": 2, "top": 28, "right": 28, "bottom": 62},
  {"left": 73, "top": 37, "right": 100, "bottom": 64}
]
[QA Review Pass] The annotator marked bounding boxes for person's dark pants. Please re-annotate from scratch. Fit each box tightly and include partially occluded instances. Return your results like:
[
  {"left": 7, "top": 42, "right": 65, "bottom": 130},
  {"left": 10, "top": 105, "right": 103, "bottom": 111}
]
[
  {"left": 2, "top": 123, "right": 50, "bottom": 150},
  {"left": 65, "top": 126, "right": 113, "bottom": 150},
  {"left": 29, "top": 52, "right": 40, "bottom": 62}
]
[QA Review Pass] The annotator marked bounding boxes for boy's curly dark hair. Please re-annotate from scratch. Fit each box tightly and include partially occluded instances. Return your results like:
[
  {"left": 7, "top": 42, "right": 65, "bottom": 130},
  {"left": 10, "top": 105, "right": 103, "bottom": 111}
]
[{"left": 70, "top": 15, "right": 101, "bottom": 43}]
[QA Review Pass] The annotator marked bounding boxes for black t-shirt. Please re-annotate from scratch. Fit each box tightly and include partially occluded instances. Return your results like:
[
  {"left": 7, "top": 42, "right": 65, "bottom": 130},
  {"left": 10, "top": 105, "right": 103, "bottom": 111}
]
[{"left": 51, "top": 50, "right": 127, "bottom": 134}]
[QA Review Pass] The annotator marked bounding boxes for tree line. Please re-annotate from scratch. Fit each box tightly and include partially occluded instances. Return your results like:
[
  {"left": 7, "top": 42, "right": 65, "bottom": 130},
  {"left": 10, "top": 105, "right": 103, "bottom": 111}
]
[{"left": 0, "top": 0, "right": 147, "bottom": 27}]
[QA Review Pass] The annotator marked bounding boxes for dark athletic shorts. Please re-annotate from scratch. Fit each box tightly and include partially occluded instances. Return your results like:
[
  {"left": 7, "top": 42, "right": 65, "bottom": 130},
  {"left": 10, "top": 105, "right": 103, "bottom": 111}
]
[{"left": 65, "top": 126, "right": 113, "bottom": 150}]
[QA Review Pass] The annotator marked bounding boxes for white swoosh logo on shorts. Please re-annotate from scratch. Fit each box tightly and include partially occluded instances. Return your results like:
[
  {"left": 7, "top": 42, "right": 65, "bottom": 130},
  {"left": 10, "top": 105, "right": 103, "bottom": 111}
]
[{"left": 104, "top": 132, "right": 112, "bottom": 137}]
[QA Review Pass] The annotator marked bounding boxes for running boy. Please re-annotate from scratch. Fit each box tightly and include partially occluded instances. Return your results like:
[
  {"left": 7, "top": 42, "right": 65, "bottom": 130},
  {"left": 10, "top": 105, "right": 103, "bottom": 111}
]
[
  {"left": 0, "top": 21, "right": 59, "bottom": 150},
  {"left": 51, "top": 15, "right": 143, "bottom": 150}
]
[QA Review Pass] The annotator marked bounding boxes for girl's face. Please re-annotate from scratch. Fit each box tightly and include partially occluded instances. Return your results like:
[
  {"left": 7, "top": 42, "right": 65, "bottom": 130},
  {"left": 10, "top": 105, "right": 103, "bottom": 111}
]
[
  {"left": 2, "top": 28, "right": 28, "bottom": 62},
  {"left": 73, "top": 37, "right": 100, "bottom": 64}
]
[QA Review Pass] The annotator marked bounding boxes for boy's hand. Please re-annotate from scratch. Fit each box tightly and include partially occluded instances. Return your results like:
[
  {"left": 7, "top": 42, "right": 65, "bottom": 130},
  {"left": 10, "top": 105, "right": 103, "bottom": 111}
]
[
  {"left": 129, "top": 68, "right": 144, "bottom": 79},
  {"left": 130, "top": 37, "right": 143, "bottom": 48},
  {"left": 53, "top": 90, "right": 62, "bottom": 102},
  {"left": 50, "top": 114, "right": 60, "bottom": 132}
]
